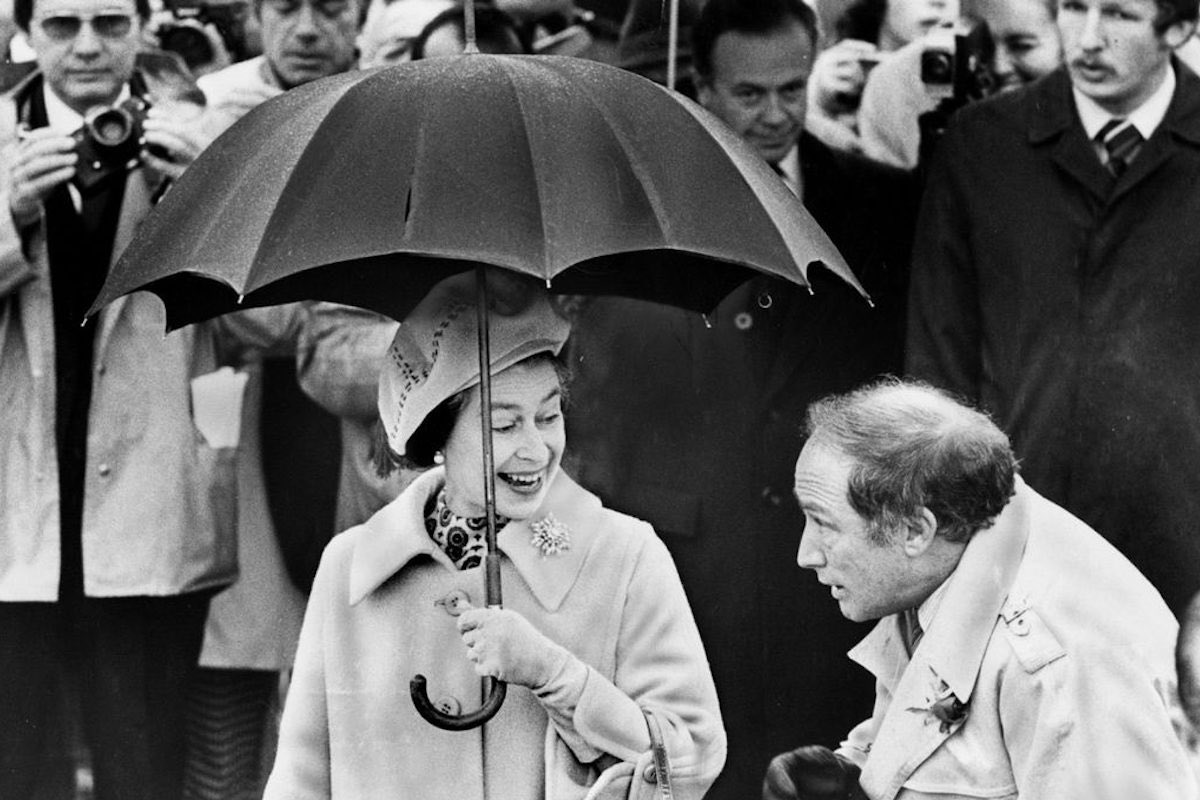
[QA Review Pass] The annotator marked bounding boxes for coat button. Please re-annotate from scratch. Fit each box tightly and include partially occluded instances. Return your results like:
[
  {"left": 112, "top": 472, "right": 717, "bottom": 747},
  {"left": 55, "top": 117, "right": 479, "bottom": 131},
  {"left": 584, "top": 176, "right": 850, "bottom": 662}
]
[
  {"left": 96, "top": 364, "right": 105, "bottom": 376},
  {"left": 434, "top": 695, "right": 461, "bottom": 715},
  {"left": 642, "top": 764, "right": 657, "bottom": 783},
  {"left": 97, "top": 463, "right": 111, "bottom": 477},
  {"left": 1009, "top": 615, "right": 1030, "bottom": 637},
  {"left": 435, "top": 589, "right": 472, "bottom": 616}
]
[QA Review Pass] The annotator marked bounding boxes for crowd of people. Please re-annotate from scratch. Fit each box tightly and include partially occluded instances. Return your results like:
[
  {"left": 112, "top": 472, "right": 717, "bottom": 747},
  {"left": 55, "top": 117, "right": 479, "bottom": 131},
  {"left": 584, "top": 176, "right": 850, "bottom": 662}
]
[{"left": 2, "top": 0, "right": 1200, "bottom": 797}]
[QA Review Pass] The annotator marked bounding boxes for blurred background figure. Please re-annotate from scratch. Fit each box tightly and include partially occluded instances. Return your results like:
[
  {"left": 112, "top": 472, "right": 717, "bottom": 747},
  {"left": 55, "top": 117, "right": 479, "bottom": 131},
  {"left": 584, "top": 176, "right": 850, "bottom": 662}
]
[
  {"left": 409, "top": 2, "right": 532, "bottom": 58},
  {"left": 806, "top": 0, "right": 957, "bottom": 153},
  {"left": 356, "top": 0, "right": 450, "bottom": 67},
  {"left": 613, "top": 0, "right": 701, "bottom": 95},
  {"left": 857, "top": 0, "right": 1061, "bottom": 170},
  {"left": 180, "top": 0, "right": 364, "bottom": 797},
  {"left": 148, "top": 0, "right": 260, "bottom": 78}
]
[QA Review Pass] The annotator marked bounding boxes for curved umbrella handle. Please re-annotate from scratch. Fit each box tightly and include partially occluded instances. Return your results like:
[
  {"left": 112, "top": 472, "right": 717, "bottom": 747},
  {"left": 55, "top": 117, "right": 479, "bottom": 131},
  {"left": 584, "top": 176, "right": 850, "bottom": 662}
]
[{"left": 410, "top": 675, "right": 507, "bottom": 731}]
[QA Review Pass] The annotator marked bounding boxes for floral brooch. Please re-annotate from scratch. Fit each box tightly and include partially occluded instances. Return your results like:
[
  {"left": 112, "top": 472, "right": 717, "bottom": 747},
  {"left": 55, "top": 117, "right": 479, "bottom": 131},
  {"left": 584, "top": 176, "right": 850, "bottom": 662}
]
[
  {"left": 530, "top": 513, "right": 571, "bottom": 558},
  {"left": 907, "top": 675, "right": 970, "bottom": 734}
]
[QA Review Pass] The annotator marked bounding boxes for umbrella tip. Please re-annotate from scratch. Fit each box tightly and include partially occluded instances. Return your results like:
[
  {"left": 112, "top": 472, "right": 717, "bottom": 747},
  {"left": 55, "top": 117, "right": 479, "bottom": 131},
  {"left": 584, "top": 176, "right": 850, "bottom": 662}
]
[
  {"left": 806, "top": 284, "right": 815, "bottom": 297},
  {"left": 79, "top": 314, "right": 89, "bottom": 329},
  {"left": 544, "top": 278, "right": 551, "bottom": 289},
  {"left": 700, "top": 313, "right": 713, "bottom": 330},
  {"left": 236, "top": 294, "right": 245, "bottom": 305}
]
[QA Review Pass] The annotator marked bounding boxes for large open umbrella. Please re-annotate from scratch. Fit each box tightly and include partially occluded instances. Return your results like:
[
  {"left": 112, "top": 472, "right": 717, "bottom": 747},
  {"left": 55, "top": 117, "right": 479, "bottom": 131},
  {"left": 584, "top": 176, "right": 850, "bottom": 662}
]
[{"left": 90, "top": 52, "right": 866, "bottom": 731}]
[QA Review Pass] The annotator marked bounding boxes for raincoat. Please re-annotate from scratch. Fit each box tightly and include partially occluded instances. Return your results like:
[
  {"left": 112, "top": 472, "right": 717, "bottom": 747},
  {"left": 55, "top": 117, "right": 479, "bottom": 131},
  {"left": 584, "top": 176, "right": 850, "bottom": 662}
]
[{"left": 265, "top": 467, "right": 726, "bottom": 799}]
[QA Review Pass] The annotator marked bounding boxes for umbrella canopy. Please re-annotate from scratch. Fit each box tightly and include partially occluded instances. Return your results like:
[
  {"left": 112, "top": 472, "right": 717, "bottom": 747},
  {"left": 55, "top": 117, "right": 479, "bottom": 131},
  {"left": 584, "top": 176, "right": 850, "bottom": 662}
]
[{"left": 90, "top": 54, "right": 863, "bottom": 330}]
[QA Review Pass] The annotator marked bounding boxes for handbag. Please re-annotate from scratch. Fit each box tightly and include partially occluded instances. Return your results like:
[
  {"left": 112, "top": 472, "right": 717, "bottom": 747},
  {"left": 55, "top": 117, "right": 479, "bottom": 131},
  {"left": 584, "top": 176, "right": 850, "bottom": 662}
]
[{"left": 642, "top": 708, "right": 674, "bottom": 800}]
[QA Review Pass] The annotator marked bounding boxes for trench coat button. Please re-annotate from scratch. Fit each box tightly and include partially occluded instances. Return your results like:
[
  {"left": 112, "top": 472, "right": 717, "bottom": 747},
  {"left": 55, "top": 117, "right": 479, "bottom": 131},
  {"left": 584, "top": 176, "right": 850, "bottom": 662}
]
[
  {"left": 1009, "top": 615, "right": 1030, "bottom": 636},
  {"left": 435, "top": 589, "right": 471, "bottom": 616},
  {"left": 734, "top": 312, "right": 754, "bottom": 331},
  {"left": 760, "top": 487, "right": 782, "bottom": 507},
  {"left": 96, "top": 363, "right": 105, "bottom": 376},
  {"left": 642, "top": 764, "right": 657, "bottom": 783},
  {"left": 434, "top": 695, "right": 461, "bottom": 715},
  {"left": 97, "top": 463, "right": 111, "bottom": 477}
]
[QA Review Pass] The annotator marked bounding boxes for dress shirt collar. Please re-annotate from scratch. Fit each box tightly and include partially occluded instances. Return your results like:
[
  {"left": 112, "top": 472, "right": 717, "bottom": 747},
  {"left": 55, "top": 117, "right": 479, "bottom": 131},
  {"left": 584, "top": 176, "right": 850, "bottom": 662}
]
[
  {"left": 1073, "top": 62, "right": 1175, "bottom": 141},
  {"left": 775, "top": 144, "right": 801, "bottom": 198}
]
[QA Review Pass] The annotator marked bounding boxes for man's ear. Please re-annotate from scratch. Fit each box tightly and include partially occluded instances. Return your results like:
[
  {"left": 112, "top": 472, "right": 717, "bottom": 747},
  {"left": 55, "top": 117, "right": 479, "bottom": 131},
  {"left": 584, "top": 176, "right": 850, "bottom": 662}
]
[
  {"left": 1163, "top": 19, "right": 1197, "bottom": 50},
  {"left": 902, "top": 507, "right": 938, "bottom": 557}
]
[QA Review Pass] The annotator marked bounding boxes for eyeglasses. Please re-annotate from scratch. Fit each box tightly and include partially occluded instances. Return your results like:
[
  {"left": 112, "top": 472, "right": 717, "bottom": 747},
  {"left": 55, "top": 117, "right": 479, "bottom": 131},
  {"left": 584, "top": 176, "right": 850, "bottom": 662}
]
[{"left": 33, "top": 12, "right": 135, "bottom": 41}]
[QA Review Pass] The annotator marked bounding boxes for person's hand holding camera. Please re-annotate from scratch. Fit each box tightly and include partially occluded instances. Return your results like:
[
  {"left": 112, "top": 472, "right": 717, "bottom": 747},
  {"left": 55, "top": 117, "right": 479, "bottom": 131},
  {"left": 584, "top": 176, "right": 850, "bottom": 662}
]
[
  {"left": 762, "top": 744, "right": 866, "bottom": 800},
  {"left": 7, "top": 127, "right": 77, "bottom": 227},
  {"left": 141, "top": 101, "right": 213, "bottom": 182},
  {"left": 809, "top": 39, "right": 878, "bottom": 115}
]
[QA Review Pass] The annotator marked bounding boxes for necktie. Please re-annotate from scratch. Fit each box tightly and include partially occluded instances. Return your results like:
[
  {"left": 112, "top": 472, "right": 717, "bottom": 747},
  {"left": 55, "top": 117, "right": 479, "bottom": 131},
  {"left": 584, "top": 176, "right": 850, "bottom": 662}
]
[
  {"left": 1095, "top": 118, "right": 1144, "bottom": 178},
  {"left": 901, "top": 607, "right": 924, "bottom": 657}
]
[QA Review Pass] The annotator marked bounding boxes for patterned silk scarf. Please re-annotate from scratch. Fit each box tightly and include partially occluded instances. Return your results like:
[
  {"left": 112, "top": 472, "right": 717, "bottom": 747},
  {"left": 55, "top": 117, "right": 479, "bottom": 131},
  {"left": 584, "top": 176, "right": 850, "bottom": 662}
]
[{"left": 425, "top": 490, "right": 510, "bottom": 571}]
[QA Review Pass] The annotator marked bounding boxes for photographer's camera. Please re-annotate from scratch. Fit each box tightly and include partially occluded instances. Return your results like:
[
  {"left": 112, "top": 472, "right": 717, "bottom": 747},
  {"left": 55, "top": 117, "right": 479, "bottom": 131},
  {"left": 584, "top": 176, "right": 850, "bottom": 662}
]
[{"left": 72, "top": 97, "right": 150, "bottom": 191}]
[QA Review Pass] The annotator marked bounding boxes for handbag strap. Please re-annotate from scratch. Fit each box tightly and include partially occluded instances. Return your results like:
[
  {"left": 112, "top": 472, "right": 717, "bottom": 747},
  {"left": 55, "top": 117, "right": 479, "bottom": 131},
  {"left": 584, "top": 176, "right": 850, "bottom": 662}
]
[{"left": 642, "top": 708, "right": 674, "bottom": 800}]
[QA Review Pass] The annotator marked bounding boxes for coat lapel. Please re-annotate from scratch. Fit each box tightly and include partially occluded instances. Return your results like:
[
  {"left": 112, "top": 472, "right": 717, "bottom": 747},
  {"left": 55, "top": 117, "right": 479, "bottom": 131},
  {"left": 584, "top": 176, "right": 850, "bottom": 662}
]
[
  {"left": 856, "top": 480, "right": 1034, "bottom": 799},
  {"left": 93, "top": 167, "right": 157, "bottom": 363},
  {"left": 1110, "top": 59, "right": 1200, "bottom": 205},
  {"left": 348, "top": 467, "right": 603, "bottom": 612},
  {"left": 1029, "top": 70, "right": 1114, "bottom": 204}
]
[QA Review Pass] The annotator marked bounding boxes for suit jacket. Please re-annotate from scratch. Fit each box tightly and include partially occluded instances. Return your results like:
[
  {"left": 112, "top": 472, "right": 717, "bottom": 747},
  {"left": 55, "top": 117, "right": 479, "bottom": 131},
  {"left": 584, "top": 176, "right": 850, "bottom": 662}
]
[
  {"left": 907, "top": 62, "right": 1200, "bottom": 614},
  {"left": 565, "top": 134, "right": 915, "bottom": 799},
  {"left": 837, "top": 479, "right": 1194, "bottom": 800}
]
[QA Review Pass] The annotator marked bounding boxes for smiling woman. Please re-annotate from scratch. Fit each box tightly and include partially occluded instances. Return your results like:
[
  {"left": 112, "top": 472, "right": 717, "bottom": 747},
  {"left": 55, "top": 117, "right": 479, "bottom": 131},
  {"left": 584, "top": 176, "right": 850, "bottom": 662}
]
[{"left": 264, "top": 273, "right": 726, "bottom": 799}]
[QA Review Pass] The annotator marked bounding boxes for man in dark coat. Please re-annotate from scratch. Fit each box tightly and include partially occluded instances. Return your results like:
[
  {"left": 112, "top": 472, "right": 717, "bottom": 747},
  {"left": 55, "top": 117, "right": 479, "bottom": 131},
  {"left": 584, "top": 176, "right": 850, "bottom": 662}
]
[
  {"left": 565, "top": 1, "right": 914, "bottom": 797},
  {"left": 907, "top": 0, "right": 1200, "bottom": 616}
]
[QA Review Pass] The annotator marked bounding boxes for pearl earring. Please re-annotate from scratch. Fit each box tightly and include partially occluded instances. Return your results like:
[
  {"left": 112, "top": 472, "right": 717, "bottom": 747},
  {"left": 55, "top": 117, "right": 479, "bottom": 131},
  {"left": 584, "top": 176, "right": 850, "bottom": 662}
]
[{"left": 433, "top": 451, "right": 445, "bottom": 466}]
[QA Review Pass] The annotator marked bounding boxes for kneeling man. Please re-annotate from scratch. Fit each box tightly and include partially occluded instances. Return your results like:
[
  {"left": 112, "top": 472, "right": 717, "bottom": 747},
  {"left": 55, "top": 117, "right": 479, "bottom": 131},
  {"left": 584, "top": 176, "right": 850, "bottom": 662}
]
[{"left": 769, "top": 380, "right": 1195, "bottom": 800}]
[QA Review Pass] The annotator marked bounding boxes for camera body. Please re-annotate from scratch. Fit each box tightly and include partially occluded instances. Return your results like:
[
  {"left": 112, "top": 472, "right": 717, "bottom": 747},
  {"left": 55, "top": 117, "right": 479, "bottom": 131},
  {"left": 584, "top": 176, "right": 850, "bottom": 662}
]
[
  {"left": 156, "top": 0, "right": 250, "bottom": 73},
  {"left": 72, "top": 96, "right": 151, "bottom": 191},
  {"left": 916, "top": 23, "right": 997, "bottom": 170},
  {"left": 919, "top": 23, "right": 996, "bottom": 107}
]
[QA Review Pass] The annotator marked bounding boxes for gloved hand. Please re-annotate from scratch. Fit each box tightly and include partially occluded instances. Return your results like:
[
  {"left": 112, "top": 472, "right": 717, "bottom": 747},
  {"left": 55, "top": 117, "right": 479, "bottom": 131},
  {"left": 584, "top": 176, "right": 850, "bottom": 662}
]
[
  {"left": 457, "top": 607, "right": 571, "bottom": 689},
  {"left": 762, "top": 744, "right": 864, "bottom": 800}
]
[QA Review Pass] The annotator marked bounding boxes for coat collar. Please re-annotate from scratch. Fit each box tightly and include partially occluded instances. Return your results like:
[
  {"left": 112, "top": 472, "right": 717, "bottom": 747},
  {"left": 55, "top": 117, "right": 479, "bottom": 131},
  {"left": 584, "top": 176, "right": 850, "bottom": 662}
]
[
  {"left": 1026, "top": 61, "right": 1200, "bottom": 203},
  {"left": 850, "top": 478, "right": 1033, "bottom": 800},
  {"left": 348, "top": 467, "right": 603, "bottom": 611}
]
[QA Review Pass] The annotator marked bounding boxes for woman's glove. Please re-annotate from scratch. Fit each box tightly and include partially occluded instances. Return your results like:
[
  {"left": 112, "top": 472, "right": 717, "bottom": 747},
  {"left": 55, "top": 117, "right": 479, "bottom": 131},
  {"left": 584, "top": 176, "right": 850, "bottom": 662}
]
[{"left": 458, "top": 607, "right": 571, "bottom": 689}]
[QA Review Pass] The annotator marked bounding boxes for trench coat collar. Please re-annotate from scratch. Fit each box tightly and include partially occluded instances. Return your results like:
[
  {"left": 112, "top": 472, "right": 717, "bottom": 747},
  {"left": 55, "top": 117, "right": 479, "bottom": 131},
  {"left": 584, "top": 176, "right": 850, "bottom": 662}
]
[
  {"left": 849, "top": 477, "right": 1033, "bottom": 800},
  {"left": 348, "top": 466, "right": 602, "bottom": 611}
]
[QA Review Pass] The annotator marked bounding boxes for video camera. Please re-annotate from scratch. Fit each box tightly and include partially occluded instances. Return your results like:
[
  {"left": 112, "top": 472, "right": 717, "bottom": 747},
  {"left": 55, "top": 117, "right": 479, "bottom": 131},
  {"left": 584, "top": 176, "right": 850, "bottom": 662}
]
[
  {"left": 916, "top": 22, "right": 997, "bottom": 169},
  {"left": 72, "top": 96, "right": 151, "bottom": 191},
  {"left": 156, "top": 0, "right": 250, "bottom": 73}
]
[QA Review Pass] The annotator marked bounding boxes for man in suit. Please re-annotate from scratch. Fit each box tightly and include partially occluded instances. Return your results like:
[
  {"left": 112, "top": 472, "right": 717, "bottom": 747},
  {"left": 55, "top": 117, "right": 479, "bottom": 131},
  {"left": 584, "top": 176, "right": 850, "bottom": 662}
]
[
  {"left": 906, "top": 0, "right": 1200, "bottom": 616},
  {"left": 565, "top": 2, "right": 914, "bottom": 796},
  {"left": 768, "top": 380, "right": 1193, "bottom": 800},
  {"left": 0, "top": 0, "right": 237, "bottom": 796}
]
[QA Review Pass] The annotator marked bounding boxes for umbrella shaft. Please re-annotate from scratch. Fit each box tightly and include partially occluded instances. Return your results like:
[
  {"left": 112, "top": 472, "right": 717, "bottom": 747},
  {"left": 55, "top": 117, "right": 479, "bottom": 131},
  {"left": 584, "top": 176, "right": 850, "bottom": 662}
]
[{"left": 475, "top": 267, "right": 501, "bottom": 607}]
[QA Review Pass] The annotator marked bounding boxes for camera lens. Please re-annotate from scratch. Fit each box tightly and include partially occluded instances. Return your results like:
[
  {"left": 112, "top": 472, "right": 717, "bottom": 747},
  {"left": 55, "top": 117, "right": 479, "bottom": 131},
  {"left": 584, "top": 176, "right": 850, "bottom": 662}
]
[
  {"left": 920, "top": 52, "right": 954, "bottom": 85},
  {"left": 86, "top": 107, "right": 135, "bottom": 148}
]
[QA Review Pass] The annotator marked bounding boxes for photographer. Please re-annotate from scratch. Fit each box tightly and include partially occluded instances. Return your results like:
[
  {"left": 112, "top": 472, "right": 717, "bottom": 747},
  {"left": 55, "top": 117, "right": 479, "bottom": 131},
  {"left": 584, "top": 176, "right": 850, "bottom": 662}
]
[
  {"left": 0, "top": 0, "right": 229, "bottom": 796},
  {"left": 856, "top": 0, "right": 1061, "bottom": 169}
]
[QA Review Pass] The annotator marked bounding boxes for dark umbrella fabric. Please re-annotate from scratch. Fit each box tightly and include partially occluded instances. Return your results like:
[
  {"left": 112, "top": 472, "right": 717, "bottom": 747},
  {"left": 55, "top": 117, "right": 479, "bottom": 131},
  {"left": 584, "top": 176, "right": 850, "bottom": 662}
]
[{"left": 91, "top": 54, "right": 862, "bottom": 329}]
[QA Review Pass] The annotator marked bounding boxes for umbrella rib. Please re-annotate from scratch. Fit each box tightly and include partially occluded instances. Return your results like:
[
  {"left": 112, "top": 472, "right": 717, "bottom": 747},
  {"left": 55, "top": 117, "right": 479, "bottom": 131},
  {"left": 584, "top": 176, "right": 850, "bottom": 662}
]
[
  {"left": 493, "top": 59, "right": 553, "bottom": 275},
  {"left": 573, "top": 81, "right": 676, "bottom": 249}
]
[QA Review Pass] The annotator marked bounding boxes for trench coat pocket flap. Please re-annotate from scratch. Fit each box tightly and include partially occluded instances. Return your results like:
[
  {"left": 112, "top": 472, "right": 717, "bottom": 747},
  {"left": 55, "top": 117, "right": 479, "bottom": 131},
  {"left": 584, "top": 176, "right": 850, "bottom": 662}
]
[{"left": 618, "top": 483, "right": 702, "bottom": 539}]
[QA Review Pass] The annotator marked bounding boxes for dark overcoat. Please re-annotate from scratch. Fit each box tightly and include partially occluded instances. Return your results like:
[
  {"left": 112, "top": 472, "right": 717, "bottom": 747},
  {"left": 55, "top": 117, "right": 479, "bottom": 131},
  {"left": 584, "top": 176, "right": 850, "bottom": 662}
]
[
  {"left": 907, "top": 63, "right": 1200, "bottom": 614},
  {"left": 565, "top": 134, "right": 915, "bottom": 799}
]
